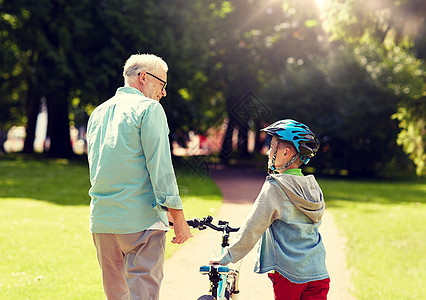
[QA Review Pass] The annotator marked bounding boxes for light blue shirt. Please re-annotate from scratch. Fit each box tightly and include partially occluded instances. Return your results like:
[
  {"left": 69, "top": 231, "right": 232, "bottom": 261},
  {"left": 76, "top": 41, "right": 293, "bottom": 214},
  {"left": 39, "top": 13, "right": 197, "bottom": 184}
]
[{"left": 87, "top": 87, "right": 182, "bottom": 234}]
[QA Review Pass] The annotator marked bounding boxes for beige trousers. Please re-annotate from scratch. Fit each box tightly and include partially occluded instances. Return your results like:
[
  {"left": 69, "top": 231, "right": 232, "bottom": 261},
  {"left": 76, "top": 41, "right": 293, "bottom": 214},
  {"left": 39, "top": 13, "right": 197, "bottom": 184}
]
[{"left": 93, "top": 230, "right": 166, "bottom": 300}]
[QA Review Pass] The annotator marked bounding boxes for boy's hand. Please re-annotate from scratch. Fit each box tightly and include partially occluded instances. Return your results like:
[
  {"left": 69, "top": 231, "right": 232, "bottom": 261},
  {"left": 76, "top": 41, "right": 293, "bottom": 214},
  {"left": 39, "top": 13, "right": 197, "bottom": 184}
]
[{"left": 209, "top": 259, "right": 222, "bottom": 266}]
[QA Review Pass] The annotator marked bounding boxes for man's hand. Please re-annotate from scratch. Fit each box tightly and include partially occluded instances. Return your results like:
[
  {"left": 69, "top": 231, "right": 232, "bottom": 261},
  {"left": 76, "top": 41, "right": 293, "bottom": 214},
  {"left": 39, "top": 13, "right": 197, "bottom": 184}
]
[{"left": 167, "top": 208, "right": 193, "bottom": 244}]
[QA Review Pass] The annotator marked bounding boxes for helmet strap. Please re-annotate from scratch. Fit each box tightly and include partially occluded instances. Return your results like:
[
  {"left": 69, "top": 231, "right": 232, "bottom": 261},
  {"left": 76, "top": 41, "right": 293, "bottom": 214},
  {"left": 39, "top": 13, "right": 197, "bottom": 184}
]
[
  {"left": 284, "top": 153, "right": 300, "bottom": 169},
  {"left": 268, "top": 143, "right": 279, "bottom": 174},
  {"left": 268, "top": 142, "right": 301, "bottom": 174}
]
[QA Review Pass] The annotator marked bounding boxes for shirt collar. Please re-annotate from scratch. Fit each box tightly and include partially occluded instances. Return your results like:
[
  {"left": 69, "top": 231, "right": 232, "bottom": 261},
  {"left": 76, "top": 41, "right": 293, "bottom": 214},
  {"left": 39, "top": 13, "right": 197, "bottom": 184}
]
[
  {"left": 282, "top": 168, "right": 303, "bottom": 176},
  {"left": 116, "top": 86, "right": 145, "bottom": 97}
]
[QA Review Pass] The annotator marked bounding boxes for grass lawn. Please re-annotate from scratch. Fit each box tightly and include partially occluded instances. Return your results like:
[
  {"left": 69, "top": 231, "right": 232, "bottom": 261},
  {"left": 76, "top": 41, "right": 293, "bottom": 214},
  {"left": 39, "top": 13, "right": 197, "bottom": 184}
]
[
  {"left": 319, "top": 178, "right": 426, "bottom": 300},
  {"left": 0, "top": 155, "right": 221, "bottom": 300},
  {"left": 2, "top": 155, "right": 425, "bottom": 299}
]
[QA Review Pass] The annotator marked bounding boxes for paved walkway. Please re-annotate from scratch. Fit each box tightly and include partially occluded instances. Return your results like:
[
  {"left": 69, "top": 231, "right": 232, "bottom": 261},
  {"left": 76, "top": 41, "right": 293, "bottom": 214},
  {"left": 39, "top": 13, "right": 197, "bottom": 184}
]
[{"left": 160, "top": 165, "right": 355, "bottom": 299}]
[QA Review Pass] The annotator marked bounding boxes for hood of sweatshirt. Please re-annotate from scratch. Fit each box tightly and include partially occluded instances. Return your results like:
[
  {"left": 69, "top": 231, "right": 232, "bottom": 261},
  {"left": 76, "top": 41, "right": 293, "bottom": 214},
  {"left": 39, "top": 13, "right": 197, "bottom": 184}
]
[{"left": 269, "top": 173, "right": 325, "bottom": 223}]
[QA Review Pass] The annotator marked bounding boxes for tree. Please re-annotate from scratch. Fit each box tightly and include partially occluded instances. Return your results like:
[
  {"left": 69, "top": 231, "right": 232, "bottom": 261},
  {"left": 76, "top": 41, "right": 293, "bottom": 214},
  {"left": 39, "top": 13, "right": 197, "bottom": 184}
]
[
  {"left": 0, "top": 0, "right": 157, "bottom": 156},
  {"left": 1, "top": 0, "right": 226, "bottom": 157},
  {"left": 1, "top": 0, "right": 85, "bottom": 157},
  {"left": 205, "top": 0, "right": 327, "bottom": 161},
  {"left": 322, "top": 0, "right": 426, "bottom": 175},
  {"left": 1, "top": 0, "right": 422, "bottom": 178},
  {"left": 141, "top": 1, "right": 227, "bottom": 136},
  {"left": 0, "top": 1, "right": 35, "bottom": 153}
]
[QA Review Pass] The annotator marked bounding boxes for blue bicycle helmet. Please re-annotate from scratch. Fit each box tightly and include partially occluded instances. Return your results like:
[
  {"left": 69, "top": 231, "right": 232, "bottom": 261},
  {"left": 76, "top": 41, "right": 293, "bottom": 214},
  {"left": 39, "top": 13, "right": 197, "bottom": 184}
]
[{"left": 261, "top": 119, "right": 319, "bottom": 173}]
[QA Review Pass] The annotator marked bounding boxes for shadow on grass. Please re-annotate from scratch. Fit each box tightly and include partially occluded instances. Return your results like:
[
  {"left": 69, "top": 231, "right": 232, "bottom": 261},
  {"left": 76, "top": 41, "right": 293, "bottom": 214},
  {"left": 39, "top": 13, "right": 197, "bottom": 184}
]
[
  {"left": 0, "top": 154, "right": 91, "bottom": 206},
  {"left": 0, "top": 154, "right": 223, "bottom": 206},
  {"left": 318, "top": 178, "right": 426, "bottom": 208},
  {"left": 2, "top": 154, "right": 424, "bottom": 207}
]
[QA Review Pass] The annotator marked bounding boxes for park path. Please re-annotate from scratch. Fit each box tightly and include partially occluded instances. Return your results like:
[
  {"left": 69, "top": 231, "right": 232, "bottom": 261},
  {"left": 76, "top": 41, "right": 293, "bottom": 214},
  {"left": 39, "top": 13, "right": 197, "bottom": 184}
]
[{"left": 160, "top": 164, "right": 355, "bottom": 299}]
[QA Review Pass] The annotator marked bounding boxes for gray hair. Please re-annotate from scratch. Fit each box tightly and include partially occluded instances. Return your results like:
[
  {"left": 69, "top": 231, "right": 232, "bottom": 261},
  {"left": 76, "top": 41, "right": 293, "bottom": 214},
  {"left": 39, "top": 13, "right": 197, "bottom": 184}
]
[{"left": 123, "top": 54, "right": 168, "bottom": 86}]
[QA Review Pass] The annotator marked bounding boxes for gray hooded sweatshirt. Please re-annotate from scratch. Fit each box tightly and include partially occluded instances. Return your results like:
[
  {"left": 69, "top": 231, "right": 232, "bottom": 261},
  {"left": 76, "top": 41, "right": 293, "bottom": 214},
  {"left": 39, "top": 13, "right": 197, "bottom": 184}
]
[{"left": 218, "top": 169, "right": 329, "bottom": 284}]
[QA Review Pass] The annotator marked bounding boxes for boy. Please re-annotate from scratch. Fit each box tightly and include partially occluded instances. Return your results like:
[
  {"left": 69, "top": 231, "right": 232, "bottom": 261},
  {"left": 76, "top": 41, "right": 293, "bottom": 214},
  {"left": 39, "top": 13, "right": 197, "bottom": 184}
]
[{"left": 210, "top": 119, "right": 330, "bottom": 299}]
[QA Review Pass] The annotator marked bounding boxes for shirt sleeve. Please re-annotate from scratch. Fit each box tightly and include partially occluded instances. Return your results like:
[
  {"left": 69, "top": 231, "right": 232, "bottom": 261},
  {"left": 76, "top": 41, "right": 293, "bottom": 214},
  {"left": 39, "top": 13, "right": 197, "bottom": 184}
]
[
  {"left": 140, "top": 102, "right": 183, "bottom": 212},
  {"left": 219, "top": 179, "right": 286, "bottom": 265}
]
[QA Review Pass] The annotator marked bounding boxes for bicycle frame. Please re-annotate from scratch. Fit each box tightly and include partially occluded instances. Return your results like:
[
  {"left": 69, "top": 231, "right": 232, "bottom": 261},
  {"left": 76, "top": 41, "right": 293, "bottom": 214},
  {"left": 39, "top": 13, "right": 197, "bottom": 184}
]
[{"left": 172, "top": 216, "right": 240, "bottom": 300}]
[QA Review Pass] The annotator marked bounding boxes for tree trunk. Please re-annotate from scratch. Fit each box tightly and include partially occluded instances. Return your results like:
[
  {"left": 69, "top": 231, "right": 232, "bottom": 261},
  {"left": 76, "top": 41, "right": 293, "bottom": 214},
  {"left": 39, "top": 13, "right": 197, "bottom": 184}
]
[
  {"left": 22, "top": 83, "right": 38, "bottom": 154},
  {"left": 46, "top": 92, "right": 74, "bottom": 158},
  {"left": 238, "top": 126, "right": 249, "bottom": 157},
  {"left": 0, "top": 129, "right": 7, "bottom": 153},
  {"left": 220, "top": 118, "right": 234, "bottom": 163},
  {"left": 254, "top": 121, "right": 264, "bottom": 153}
]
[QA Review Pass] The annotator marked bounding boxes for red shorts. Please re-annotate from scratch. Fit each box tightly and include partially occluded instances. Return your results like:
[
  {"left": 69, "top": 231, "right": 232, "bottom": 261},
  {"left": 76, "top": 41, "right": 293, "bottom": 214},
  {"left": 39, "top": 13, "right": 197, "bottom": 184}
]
[{"left": 268, "top": 272, "right": 330, "bottom": 300}]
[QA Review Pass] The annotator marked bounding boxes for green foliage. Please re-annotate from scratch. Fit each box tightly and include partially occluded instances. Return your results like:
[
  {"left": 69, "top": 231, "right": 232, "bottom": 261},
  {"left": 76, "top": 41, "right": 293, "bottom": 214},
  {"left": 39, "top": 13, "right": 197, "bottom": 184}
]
[
  {"left": 206, "top": 0, "right": 329, "bottom": 158},
  {"left": 322, "top": 0, "right": 426, "bottom": 176},
  {"left": 1, "top": 0, "right": 424, "bottom": 177},
  {"left": 260, "top": 40, "right": 411, "bottom": 177},
  {"left": 392, "top": 103, "right": 426, "bottom": 176},
  {"left": 353, "top": 42, "right": 425, "bottom": 175},
  {"left": 0, "top": 2, "right": 29, "bottom": 131},
  {"left": 0, "top": 0, "right": 232, "bottom": 152},
  {"left": 149, "top": 0, "right": 228, "bottom": 133}
]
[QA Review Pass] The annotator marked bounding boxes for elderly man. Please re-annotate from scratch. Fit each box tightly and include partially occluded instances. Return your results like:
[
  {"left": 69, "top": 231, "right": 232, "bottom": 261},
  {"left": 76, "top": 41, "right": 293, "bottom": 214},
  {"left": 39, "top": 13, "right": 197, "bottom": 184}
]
[{"left": 87, "top": 54, "right": 192, "bottom": 300}]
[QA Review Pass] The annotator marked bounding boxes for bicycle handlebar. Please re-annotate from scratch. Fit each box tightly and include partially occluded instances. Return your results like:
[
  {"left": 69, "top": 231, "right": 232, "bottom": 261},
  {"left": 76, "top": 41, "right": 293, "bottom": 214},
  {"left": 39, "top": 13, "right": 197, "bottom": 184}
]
[{"left": 169, "top": 215, "right": 239, "bottom": 233}]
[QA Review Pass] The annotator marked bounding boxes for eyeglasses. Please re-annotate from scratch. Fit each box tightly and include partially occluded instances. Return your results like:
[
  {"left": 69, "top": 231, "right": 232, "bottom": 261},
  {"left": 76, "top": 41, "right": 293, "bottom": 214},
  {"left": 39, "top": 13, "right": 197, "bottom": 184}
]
[{"left": 139, "top": 71, "right": 167, "bottom": 90}]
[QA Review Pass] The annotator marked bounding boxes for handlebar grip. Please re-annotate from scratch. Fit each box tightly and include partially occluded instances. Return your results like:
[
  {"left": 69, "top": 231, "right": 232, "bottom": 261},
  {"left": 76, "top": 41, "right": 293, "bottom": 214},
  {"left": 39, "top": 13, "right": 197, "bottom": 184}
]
[
  {"left": 169, "top": 216, "right": 239, "bottom": 232},
  {"left": 168, "top": 220, "right": 196, "bottom": 227}
]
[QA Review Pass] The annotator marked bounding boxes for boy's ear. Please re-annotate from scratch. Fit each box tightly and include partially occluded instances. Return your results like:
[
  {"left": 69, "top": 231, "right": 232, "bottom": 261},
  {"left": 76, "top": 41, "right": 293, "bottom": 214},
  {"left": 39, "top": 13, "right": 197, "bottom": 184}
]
[
  {"left": 285, "top": 144, "right": 291, "bottom": 154},
  {"left": 282, "top": 146, "right": 290, "bottom": 156},
  {"left": 282, "top": 146, "right": 291, "bottom": 156},
  {"left": 284, "top": 145, "right": 296, "bottom": 157}
]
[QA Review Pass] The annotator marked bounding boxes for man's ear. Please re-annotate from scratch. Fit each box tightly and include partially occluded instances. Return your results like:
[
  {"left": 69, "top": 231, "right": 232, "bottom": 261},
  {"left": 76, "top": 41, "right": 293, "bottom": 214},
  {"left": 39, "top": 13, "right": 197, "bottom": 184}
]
[{"left": 139, "top": 72, "right": 147, "bottom": 83}]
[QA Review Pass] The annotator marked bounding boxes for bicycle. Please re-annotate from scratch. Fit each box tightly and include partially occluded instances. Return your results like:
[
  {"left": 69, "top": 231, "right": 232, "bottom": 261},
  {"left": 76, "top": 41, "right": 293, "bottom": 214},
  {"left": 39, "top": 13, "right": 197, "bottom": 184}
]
[{"left": 171, "top": 215, "right": 240, "bottom": 300}]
